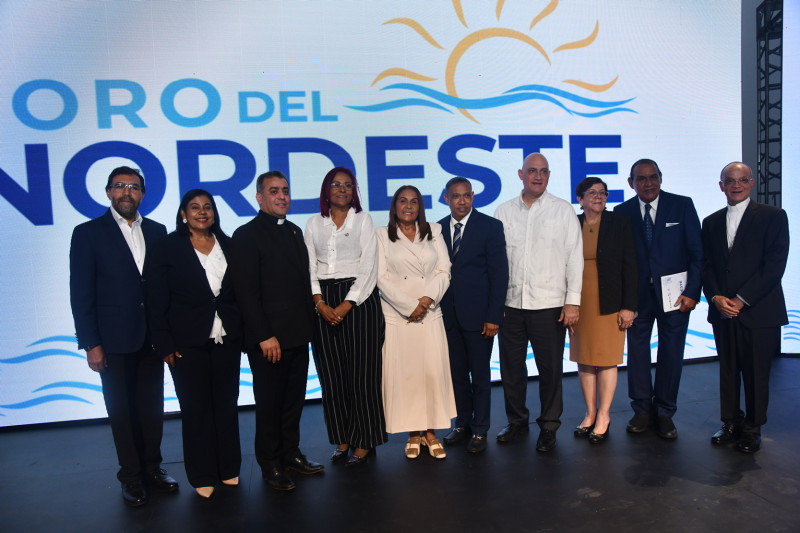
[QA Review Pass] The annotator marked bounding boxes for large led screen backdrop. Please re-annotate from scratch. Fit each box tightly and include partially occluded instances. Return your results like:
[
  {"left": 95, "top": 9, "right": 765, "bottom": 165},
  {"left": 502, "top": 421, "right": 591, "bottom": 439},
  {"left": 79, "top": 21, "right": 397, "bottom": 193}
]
[{"left": 0, "top": 1, "right": 742, "bottom": 425}]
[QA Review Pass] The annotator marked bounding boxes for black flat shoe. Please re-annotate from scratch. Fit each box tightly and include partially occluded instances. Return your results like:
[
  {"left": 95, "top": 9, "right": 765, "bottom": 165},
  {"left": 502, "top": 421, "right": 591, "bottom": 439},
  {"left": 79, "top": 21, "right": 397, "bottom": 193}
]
[
  {"left": 331, "top": 447, "right": 349, "bottom": 463},
  {"left": 589, "top": 422, "right": 610, "bottom": 444},
  {"left": 345, "top": 448, "right": 374, "bottom": 467},
  {"left": 574, "top": 424, "right": 594, "bottom": 438}
]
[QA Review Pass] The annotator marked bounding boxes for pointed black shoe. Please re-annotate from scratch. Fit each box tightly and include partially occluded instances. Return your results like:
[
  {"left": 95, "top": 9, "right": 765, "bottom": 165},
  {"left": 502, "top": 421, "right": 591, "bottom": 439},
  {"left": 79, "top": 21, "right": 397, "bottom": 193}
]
[
  {"left": 345, "top": 448, "right": 375, "bottom": 467},
  {"left": 588, "top": 422, "right": 610, "bottom": 444}
]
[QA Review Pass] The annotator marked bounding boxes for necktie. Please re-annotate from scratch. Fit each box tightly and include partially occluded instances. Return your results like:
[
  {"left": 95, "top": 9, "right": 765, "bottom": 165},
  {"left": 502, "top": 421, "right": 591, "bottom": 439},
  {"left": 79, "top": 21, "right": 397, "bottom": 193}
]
[
  {"left": 453, "top": 222, "right": 463, "bottom": 255},
  {"left": 644, "top": 204, "right": 653, "bottom": 248}
]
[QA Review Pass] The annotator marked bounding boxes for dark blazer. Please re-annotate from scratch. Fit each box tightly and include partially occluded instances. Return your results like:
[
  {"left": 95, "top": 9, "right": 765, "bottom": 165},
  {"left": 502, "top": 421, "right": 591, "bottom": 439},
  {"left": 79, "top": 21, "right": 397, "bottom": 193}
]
[
  {"left": 70, "top": 209, "right": 167, "bottom": 354},
  {"left": 701, "top": 201, "right": 789, "bottom": 328},
  {"left": 438, "top": 210, "right": 509, "bottom": 331},
  {"left": 145, "top": 231, "right": 243, "bottom": 358},
  {"left": 229, "top": 211, "right": 314, "bottom": 350},
  {"left": 578, "top": 210, "right": 638, "bottom": 315},
  {"left": 614, "top": 190, "right": 703, "bottom": 309}
]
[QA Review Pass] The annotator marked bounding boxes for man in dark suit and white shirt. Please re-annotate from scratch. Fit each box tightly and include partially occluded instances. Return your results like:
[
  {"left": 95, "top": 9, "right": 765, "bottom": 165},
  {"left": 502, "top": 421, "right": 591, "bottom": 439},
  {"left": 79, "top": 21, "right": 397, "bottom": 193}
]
[
  {"left": 70, "top": 166, "right": 177, "bottom": 507},
  {"left": 438, "top": 177, "right": 509, "bottom": 454},
  {"left": 702, "top": 162, "right": 789, "bottom": 453},
  {"left": 613, "top": 159, "right": 703, "bottom": 439},
  {"left": 230, "top": 171, "right": 323, "bottom": 491}
]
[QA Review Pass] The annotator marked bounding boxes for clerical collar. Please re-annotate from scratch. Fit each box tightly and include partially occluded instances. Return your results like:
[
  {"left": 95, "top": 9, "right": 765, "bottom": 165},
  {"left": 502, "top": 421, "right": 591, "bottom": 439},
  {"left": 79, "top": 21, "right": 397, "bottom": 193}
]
[{"left": 258, "top": 210, "right": 287, "bottom": 225}]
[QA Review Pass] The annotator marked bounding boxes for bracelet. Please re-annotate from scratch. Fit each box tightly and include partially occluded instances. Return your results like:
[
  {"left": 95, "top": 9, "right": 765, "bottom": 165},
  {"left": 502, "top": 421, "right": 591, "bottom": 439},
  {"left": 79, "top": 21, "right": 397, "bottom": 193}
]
[{"left": 315, "top": 299, "right": 325, "bottom": 309}]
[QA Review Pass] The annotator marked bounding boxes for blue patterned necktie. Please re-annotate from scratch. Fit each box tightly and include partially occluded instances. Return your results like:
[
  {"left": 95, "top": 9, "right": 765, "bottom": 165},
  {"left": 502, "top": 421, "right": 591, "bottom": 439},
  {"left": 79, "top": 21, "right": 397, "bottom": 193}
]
[
  {"left": 644, "top": 203, "right": 653, "bottom": 248},
  {"left": 453, "top": 222, "right": 463, "bottom": 255}
]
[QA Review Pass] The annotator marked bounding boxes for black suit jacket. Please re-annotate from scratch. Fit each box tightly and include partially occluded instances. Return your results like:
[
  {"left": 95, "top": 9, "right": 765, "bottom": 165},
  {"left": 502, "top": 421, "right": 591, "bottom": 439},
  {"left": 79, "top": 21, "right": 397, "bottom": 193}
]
[
  {"left": 701, "top": 201, "right": 789, "bottom": 328},
  {"left": 578, "top": 210, "right": 639, "bottom": 315},
  {"left": 438, "top": 210, "right": 508, "bottom": 331},
  {"left": 70, "top": 209, "right": 167, "bottom": 353},
  {"left": 230, "top": 211, "right": 314, "bottom": 350},
  {"left": 145, "top": 231, "right": 243, "bottom": 358}
]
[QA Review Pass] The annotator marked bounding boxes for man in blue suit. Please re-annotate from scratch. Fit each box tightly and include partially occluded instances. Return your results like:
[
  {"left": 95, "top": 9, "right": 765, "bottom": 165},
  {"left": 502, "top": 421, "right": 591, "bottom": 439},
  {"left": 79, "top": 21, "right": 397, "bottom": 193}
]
[
  {"left": 613, "top": 159, "right": 703, "bottom": 439},
  {"left": 70, "top": 167, "right": 176, "bottom": 507},
  {"left": 439, "top": 177, "right": 508, "bottom": 453}
]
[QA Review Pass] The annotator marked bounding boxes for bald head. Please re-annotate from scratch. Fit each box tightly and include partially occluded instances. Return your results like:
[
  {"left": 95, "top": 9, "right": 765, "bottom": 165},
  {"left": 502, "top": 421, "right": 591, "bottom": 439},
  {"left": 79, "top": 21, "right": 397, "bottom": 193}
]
[
  {"left": 518, "top": 152, "right": 551, "bottom": 202},
  {"left": 719, "top": 161, "right": 754, "bottom": 206}
]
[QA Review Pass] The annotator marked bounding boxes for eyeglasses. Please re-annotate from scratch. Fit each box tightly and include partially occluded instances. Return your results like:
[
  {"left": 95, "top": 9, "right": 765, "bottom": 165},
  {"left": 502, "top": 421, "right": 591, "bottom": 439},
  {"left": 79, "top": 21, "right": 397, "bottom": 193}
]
[
  {"left": 108, "top": 182, "right": 142, "bottom": 192},
  {"left": 331, "top": 182, "right": 354, "bottom": 190},
  {"left": 583, "top": 190, "right": 609, "bottom": 198},
  {"left": 722, "top": 178, "right": 752, "bottom": 186}
]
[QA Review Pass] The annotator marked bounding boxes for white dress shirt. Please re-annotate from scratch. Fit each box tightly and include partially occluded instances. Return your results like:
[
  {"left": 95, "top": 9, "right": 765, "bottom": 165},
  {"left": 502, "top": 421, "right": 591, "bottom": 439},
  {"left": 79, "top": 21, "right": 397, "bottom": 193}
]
[
  {"left": 494, "top": 191, "right": 583, "bottom": 310},
  {"left": 449, "top": 208, "right": 472, "bottom": 242},
  {"left": 109, "top": 206, "right": 145, "bottom": 274},
  {"left": 304, "top": 208, "right": 379, "bottom": 306},
  {"left": 638, "top": 194, "right": 660, "bottom": 223},
  {"left": 194, "top": 239, "right": 228, "bottom": 343},
  {"left": 726, "top": 197, "right": 750, "bottom": 249}
]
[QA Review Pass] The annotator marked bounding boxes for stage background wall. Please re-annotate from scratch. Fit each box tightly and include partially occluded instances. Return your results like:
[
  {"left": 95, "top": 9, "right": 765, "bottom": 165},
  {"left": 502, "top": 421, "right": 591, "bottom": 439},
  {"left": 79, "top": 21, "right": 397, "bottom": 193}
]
[{"left": 1, "top": 0, "right": 744, "bottom": 425}]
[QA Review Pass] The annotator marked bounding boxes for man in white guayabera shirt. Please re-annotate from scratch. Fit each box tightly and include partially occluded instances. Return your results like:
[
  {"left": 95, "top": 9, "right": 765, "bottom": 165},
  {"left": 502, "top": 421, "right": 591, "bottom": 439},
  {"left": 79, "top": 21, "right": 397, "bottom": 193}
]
[{"left": 493, "top": 153, "right": 583, "bottom": 453}]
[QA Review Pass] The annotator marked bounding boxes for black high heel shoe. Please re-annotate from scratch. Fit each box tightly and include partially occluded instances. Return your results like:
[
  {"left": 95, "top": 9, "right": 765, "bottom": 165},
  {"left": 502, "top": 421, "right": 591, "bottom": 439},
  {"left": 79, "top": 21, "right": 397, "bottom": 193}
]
[
  {"left": 331, "top": 446, "right": 349, "bottom": 463},
  {"left": 588, "top": 422, "right": 610, "bottom": 444},
  {"left": 574, "top": 424, "right": 594, "bottom": 438},
  {"left": 345, "top": 448, "right": 375, "bottom": 467}
]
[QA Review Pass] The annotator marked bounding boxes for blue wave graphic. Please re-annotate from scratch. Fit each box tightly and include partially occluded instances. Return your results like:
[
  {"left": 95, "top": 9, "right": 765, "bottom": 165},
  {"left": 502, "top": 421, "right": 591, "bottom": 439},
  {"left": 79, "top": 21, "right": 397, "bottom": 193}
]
[
  {"left": 346, "top": 82, "right": 636, "bottom": 118},
  {"left": 0, "top": 348, "right": 84, "bottom": 364},
  {"left": 33, "top": 381, "right": 102, "bottom": 393},
  {"left": 28, "top": 335, "right": 77, "bottom": 346},
  {"left": 1, "top": 394, "right": 93, "bottom": 409}
]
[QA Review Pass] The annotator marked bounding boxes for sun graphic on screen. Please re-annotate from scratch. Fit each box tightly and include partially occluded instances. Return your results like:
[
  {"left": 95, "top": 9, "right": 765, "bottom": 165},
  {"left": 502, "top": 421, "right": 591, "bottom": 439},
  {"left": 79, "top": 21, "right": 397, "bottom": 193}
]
[{"left": 347, "top": 0, "right": 635, "bottom": 124}]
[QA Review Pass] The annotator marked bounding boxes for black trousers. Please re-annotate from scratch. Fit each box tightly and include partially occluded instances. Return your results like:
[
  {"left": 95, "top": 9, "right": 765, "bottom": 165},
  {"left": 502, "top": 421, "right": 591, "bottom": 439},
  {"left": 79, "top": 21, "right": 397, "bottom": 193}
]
[
  {"left": 312, "top": 280, "right": 387, "bottom": 449},
  {"left": 498, "top": 306, "right": 565, "bottom": 431},
  {"left": 446, "top": 324, "right": 493, "bottom": 435},
  {"left": 170, "top": 338, "right": 242, "bottom": 488},
  {"left": 712, "top": 319, "right": 779, "bottom": 434},
  {"left": 247, "top": 343, "right": 309, "bottom": 467},
  {"left": 100, "top": 348, "right": 165, "bottom": 483}
]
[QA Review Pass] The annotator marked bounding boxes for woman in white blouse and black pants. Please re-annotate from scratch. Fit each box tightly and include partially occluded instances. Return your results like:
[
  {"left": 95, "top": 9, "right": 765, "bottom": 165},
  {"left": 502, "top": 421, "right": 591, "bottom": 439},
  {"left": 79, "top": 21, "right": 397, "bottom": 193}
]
[
  {"left": 147, "top": 189, "right": 242, "bottom": 498},
  {"left": 305, "top": 167, "right": 387, "bottom": 466}
]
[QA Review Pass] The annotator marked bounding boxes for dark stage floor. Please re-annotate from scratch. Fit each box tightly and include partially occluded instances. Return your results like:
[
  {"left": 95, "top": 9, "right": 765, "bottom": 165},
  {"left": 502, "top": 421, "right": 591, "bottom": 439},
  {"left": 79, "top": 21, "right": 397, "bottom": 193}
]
[{"left": 2, "top": 358, "right": 799, "bottom": 533}]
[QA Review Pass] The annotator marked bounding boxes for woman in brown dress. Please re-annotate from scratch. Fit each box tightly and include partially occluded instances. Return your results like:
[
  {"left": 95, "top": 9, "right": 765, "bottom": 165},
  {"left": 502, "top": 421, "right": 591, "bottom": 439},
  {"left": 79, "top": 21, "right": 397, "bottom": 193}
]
[{"left": 570, "top": 177, "right": 638, "bottom": 444}]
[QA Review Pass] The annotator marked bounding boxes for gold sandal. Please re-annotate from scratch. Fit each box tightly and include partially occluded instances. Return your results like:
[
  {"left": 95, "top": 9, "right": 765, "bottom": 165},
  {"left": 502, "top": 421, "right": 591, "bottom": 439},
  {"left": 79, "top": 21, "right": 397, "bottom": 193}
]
[
  {"left": 421, "top": 436, "right": 446, "bottom": 459},
  {"left": 405, "top": 436, "right": 421, "bottom": 459}
]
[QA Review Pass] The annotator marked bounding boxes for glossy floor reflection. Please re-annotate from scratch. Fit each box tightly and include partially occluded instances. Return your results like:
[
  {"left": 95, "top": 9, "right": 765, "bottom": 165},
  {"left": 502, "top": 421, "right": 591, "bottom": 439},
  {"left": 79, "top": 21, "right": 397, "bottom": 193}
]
[{"left": 2, "top": 358, "right": 799, "bottom": 533}]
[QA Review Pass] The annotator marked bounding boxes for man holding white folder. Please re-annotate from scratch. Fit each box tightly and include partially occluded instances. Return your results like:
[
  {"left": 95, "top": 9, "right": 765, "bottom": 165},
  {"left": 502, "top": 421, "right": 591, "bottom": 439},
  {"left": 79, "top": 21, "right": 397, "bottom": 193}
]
[{"left": 613, "top": 159, "right": 703, "bottom": 439}]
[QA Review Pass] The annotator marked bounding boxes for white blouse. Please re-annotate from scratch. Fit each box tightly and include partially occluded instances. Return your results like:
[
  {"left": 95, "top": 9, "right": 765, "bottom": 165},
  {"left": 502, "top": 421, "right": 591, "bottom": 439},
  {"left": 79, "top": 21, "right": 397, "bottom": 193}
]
[
  {"left": 304, "top": 208, "right": 378, "bottom": 306},
  {"left": 194, "top": 238, "right": 228, "bottom": 343}
]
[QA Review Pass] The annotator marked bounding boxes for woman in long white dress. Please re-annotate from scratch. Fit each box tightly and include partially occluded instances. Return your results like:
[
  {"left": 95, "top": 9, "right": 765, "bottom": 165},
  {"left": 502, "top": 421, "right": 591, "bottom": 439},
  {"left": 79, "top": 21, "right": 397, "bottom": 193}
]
[{"left": 376, "top": 185, "right": 456, "bottom": 459}]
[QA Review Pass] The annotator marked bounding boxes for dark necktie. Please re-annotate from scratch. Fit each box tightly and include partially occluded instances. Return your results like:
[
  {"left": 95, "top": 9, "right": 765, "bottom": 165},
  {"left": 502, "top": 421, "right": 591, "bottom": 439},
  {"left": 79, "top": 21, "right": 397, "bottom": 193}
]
[
  {"left": 453, "top": 222, "right": 463, "bottom": 255},
  {"left": 644, "top": 204, "right": 653, "bottom": 248}
]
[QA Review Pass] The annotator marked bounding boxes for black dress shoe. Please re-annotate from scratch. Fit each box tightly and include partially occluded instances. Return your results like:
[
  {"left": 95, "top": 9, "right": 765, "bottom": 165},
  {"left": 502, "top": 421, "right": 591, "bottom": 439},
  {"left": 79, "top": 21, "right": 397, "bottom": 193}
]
[
  {"left": 344, "top": 448, "right": 374, "bottom": 467},
  {"left": 121, "top": 480, "right": 147, "bottom": 507},
  {"left": 711, "top": 423, "right": 742, "bottom": 445},
  {"left": 496, "top": 423, "right": 529, "bottom": 443},
  {"left": 284, "top": 453, "right": 325, "bottom": 475},
  {"left": 574, "top": 424, "right": 594, "bottom": 438},
  {"left": 263, "top": 465, "right": 296, "bottom": 491},
  {"left": 536, "top": 429, "right": 557, "bottom": 452},
  {"left": 588, "top": 422, "right": 610, "bottom": 444},
  {"left": 331, "top": 447, "right": 349, "bottom": 463},
  {"left": 736, "top": 433, "right": 761, "bottom": 453},
  {"left": 626, "top": 412, "right": 651, "bottom": 433},
  {"left": 145, "top": 468, "right": 179, "bottom": 493},
  {"left": 656, "top": 416, "right": 678, "bottom": 439},
  {"left": 466, "top": 434, "right": 487, "bottom": 454},
  {"left": 443, "top": 427, "right": 470, "bottom": 445}
]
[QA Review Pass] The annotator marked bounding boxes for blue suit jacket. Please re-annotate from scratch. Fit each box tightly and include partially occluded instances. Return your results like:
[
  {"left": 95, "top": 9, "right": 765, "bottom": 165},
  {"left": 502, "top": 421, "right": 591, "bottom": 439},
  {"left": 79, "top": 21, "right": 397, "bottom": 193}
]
[
  {"left": 70, "top": 209, "right": 167, "bottom": 353},
  {"left": 438, "top": 210, "right": 509, "bottom": 331},
  {"left": 613, "top": 190, "right": 703, "bottom": 310}
]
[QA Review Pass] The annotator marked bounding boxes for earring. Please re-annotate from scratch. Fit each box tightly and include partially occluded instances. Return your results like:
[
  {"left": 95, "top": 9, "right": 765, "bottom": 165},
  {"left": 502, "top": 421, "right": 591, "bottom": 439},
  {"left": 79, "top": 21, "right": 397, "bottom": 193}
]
[{"left": 182, "top": 218, "right": 188, "bottom": 223}]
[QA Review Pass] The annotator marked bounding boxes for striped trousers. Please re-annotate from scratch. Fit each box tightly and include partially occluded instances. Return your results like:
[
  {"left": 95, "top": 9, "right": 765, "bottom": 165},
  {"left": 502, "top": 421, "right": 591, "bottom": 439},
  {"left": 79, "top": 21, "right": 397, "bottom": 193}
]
[{"left": 312, "top": 278, "right": 388, "bottom": 449}]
